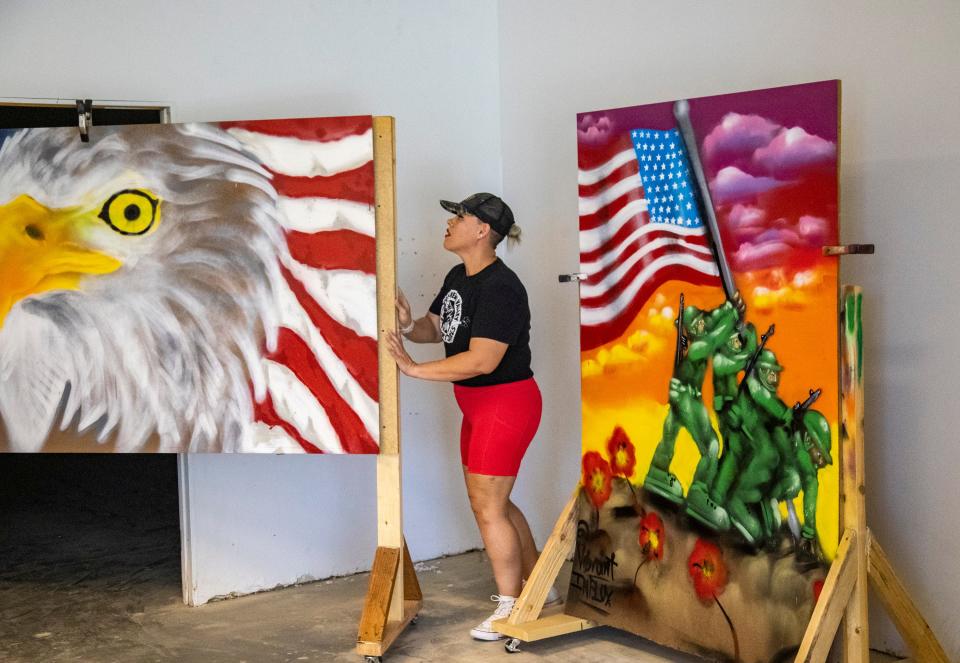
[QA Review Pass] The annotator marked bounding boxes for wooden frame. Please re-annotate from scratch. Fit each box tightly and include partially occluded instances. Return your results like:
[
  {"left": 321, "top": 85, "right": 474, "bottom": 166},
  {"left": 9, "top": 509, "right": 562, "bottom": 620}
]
[
  {"left": 356, "top": 116, "right": 422, "bottom": 661},
  {"left": 495, "top": 286, "right": 949, "bottom": 661}
]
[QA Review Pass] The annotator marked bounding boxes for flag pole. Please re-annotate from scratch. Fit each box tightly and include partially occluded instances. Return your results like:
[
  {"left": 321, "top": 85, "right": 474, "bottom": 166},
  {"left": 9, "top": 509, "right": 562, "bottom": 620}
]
[{"left": 673, "top": 100, "right": 739, "bottom": 304}]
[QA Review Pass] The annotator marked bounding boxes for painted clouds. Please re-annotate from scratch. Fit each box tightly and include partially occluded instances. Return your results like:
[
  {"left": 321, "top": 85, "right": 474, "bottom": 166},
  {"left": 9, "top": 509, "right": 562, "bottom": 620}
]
[{"left": 703, "top": 113, "right": 837, "bottom": 273}]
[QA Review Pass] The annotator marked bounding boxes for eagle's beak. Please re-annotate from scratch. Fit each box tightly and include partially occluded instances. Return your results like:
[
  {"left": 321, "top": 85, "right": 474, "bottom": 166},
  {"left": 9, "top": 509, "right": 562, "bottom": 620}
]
[{"left": 0, "top": 194, "right": 121, "bottom": 328}]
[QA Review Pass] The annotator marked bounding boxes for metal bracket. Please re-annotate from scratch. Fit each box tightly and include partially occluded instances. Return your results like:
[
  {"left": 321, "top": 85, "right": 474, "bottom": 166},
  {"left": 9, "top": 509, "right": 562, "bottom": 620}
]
[
  {"left": 558, "top": 273, "right": 586, "bottom": 283},
  {"left": 77, "top": 99, "right": 92, "bottom": 142},
  {"left": 823, "top": 244, "right": 875, "bottom": 256}
]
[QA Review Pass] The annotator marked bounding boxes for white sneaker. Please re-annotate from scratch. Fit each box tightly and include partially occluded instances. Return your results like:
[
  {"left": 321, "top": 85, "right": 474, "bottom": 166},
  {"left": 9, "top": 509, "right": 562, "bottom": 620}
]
[
  {"left": 544, "top": 584, "right": 563, "bottom": 607},
  {"left": 469, "top": 594, "right": 516, "bottom": 641}
]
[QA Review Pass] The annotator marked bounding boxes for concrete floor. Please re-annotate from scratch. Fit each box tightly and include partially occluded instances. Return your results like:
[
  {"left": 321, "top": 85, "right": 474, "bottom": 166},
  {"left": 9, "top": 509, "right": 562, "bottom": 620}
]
[{"left": 0, "top": 456, "right": 907, "bottom": 662}]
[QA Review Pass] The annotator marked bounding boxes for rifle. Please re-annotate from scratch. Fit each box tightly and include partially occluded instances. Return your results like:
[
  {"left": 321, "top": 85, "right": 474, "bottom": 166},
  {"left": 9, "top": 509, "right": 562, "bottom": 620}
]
[
  {"left": 674, "top": 293, "right": 687, "bottom": 373},
  {"left": 736, "top": 323, "right": 775, "bottom": 397},
  {"left": 792, "top": 388, "right": 822, "bottom": 422}
]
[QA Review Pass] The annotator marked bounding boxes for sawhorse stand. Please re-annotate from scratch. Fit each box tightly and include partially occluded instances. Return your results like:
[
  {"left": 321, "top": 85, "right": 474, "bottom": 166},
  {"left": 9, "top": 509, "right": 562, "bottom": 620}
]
[
  {"left": 355, "top": 117, "right": 422, "bottom": 662},
  {"left": 494, "top": 286, "right": 949, "bottom": 661}
]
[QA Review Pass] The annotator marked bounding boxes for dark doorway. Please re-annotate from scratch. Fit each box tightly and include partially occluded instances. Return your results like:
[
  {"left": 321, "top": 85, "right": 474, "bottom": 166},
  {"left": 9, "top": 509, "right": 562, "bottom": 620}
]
[{"left": 0, "top": 102, "right": 183, "bottom": 655}]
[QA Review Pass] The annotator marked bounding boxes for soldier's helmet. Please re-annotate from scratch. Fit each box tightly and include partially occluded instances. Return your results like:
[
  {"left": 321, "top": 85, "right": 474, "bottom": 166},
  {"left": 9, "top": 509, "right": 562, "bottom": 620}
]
[
  {"left": 802, "top": 409, "right": 833, "bottom": 466},
  {"left": 682, "top": 305, "right": 706, "bottom": 336},
  {"left": 755, "top": 349, "right": 783, "bottom": 389}
]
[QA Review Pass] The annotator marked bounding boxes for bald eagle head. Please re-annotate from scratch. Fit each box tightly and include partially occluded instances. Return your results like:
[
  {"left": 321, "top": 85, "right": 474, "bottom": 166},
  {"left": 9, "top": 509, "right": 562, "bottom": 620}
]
[{"left": 0, "top": 124, "right": 286, "bottom": 452}]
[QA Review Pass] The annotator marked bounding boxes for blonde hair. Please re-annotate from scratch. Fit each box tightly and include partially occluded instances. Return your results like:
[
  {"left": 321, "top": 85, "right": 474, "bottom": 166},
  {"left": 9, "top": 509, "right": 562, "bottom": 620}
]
[{"left": 491, "top": 224, "right": 522, "bottom": 249}]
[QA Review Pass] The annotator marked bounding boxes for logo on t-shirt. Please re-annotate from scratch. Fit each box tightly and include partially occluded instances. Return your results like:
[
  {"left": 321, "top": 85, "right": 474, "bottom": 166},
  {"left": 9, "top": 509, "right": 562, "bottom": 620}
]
[{"left": 440, "top": 290, "right": 462, "bottom": 343}]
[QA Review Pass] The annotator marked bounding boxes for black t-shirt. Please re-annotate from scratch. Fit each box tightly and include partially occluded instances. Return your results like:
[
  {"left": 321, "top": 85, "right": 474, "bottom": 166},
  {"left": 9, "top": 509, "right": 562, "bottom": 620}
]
[{"left": 428, "top": 258, "right": 533, "bottom": 387}]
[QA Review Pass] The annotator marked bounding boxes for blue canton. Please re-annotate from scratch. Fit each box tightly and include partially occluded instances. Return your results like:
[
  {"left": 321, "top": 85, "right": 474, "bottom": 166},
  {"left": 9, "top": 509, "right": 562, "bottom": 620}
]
[{"left": 630, "top": 128, "right": 701, "bottom": 227}]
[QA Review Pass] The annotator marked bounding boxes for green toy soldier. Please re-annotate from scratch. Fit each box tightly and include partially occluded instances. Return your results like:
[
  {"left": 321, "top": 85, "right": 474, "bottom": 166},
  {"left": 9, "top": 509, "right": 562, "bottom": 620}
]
[
  {"left": 770, "top": 408, "right": 833, "bottom": 566},
  {"left": 725, "top": 348, "right": 794, "bottom": 546},
  {"left": 643, "top": 300, "right": 736, "bottom": 530},
  {"left": 709, "top": 321, "right": 758, "bottom": 510}
]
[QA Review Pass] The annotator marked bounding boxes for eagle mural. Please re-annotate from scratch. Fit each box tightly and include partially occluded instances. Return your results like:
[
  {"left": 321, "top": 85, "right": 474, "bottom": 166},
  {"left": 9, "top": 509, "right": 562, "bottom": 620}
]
[{"left": 0, "top": 117, "right": 380, "bottom": 454}]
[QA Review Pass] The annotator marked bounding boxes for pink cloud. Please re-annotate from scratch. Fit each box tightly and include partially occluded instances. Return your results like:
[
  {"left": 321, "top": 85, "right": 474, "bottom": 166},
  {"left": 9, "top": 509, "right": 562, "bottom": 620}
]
[
  {"left": 710, "top": 166, "right": 785, "bottom": 203},
  {"left": 798, "top": 215, "right": 829, "bottom": 243},
  {"left": 725, "top": 204, "right": 767, "bottom": 241},
  {"left": 753, "top": 127, "right": 836, "bottom": 175},
  {"left": 577, "top": 114, "right": 616, "bottom": 146},
  {"left": 733, "top": 240, "right": 794, "bottom": 271},
  {"left": 703, "top": 113, "right": 781, "bottom": 161}
]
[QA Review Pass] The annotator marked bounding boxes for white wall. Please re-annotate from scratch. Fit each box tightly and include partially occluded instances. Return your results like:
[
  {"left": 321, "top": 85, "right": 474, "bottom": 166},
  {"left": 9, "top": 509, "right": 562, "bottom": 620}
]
[
  {"left": 0, "top": 0, "right": 505, "bottom": 604},
  {"left": 497, "top": 0, "right": 960, "bottom": 658}
]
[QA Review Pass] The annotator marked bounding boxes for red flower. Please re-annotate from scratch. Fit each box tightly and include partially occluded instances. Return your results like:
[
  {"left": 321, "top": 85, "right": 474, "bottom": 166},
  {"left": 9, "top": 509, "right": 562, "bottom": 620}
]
[
  {"left": 687, "top": 538, "right": 728, "bottom": 602},
  {"left": 606, "top": 426, "right": 637, "bottom": 478},
  {"left": 639, "top": 512, "right": 665, "bottom": 561},
  {"left": 582, "top": 451, "right": 613, "bottom": 509},
  {"left": 813, "top": 579, "right": 825, "bottom": 604}
]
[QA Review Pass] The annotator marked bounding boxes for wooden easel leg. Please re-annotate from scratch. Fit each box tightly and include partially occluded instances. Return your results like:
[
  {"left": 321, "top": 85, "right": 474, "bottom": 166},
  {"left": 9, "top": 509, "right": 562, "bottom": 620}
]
[
  {"left": 796, "top": 530, "right": 859, "bottom": 663},
  {"left": 868, "top": 533, "right": 950, "bottom": 663},
  {"left": 493, "top": 488, "right": 596, "bottom": 643},
  {"left": 357, "top": 546, "right": 401, "bottom": 646},
  {"left": 840, "top": 287, "right": 869, "bottom": 662}
]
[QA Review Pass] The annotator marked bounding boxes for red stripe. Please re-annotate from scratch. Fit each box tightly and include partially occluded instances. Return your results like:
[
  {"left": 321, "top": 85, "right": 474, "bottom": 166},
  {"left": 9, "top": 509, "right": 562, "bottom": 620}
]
[
  {"left": 578, "top": 159, "right": 639, "bottom": 198},
  {"left": 280, "top": 265, "right": 379, "bottom": 402},
  {"left": 270, "top": 161, "right": 374, "bottom": 205},
  {"left": 581, "top": 248, "right": 718, "bottom": 308},
  {"left": 582, "top": 231, "right": 712, "bottom": 286},
  {"left": 578, "top": 134, "right": 634, "bottom": 170},
  {"left": 252, "top": 390, "right": 324, "bottom": 454},
  {"left": 286, "top": 229, "right": 375, "bottom": 275},
  {"left": 219, "top": 116, "right": 372, "bottom": 142},
  {"left": 579, "top": 187, "right": 646, "bottom": 231},
  {"left": 266, "top": 328, "right": 379, "bottom": 454},
  {"left": 581, "top": 217, "right": 709, "bottom": 264},
  {"left": 580, "top": 264, "right": 721, "bottom": 351}
]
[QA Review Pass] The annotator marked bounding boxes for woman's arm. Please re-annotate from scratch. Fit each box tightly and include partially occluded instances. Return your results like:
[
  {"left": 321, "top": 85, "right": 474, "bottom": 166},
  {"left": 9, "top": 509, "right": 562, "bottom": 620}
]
[
  {"left": 386, "top": 332, "right": 507, "bottom": 382},
  {"left": 397, "top": 290, "right": 442, "bottom": 343}
]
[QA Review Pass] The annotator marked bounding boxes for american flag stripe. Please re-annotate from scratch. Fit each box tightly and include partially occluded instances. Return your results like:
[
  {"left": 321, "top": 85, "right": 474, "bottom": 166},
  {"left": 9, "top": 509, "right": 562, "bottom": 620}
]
[
  {"left": 277, "top": 197, "right": 375, "bottom": 235},
  {"left": 227, "top": 116, "right": 379, "bottom": 454},
  {"left": 286, "top": 229, "right": 376, "bottom": 275},
  {"left": 226, "top": 128, "right": 374, "bottom": 178},
  {"left": 578, "top": 130, "right": 720, "bottom": 351},
  {"left": 266, "top": 328, "right": 379, "bottom": 454},
  {"left": 279, "top": 265, "right": 378, "bottom": 401}
]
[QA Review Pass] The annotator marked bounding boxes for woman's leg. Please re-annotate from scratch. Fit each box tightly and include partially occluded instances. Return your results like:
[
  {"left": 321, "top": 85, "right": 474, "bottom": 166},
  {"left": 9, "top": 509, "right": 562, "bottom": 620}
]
[
  {"left": 465, "top": 471, "right": 524, "bottom": 597},
  {"left": 506, "top": 501, "right": 538, "bottom": 580}
]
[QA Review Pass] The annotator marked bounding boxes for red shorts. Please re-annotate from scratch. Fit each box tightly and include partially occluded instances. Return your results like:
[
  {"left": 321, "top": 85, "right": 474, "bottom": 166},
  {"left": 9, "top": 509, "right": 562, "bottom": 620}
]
[{"left": 454, "top": 377, "right": 542, "bottom": 477}]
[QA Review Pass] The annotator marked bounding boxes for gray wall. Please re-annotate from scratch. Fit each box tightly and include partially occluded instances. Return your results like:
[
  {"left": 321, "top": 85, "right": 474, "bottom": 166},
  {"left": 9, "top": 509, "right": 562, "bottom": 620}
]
[{"left": 497, "top": 1, "right": 960, "bottom": 657}]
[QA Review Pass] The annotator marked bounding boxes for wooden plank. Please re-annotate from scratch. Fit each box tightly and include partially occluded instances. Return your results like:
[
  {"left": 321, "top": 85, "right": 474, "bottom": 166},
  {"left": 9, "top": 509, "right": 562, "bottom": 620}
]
[
  {"left": 403, "top": 539, "right": 422, "bottom": 602},
  {"left": 868, "top": 534, "right": 950, "bottom": 663},
  {"left": 373, "top": 115, "right": 400, "bottom": 457},
  {"left": 493, "top": 613, "right": 596, "bottom": 642},
  {"left": 796, "top": 529, "right": 858, "bottom": 663},
  {"left": 839, "top": 285, "right": 869, "bottom": 662},
  {"left": 372, "top": 116, "right": 404, "bottom": 624},
  {"left": 357, "top": 599, "right": 422, "bottom": 656},
  {"left": 504, "top": 487, "right": 580, "bottom": 627},
  {"left": 357, "top": 546, "right": 401, "bottom": 644}
]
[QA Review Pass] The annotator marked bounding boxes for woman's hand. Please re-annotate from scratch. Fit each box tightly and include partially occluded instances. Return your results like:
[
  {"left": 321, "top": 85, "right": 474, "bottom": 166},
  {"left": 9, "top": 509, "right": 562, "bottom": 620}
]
[
  {"left": 386, "top": 330, "right": 419, "bottom": 377},
  {"left": 396, "top": 289, "right": 413, "bottom": 331}
]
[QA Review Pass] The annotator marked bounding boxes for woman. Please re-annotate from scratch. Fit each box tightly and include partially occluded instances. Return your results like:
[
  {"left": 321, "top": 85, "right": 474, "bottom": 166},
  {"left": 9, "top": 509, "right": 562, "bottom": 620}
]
[{"left": 385, "top": 193, "right": 559, "bottom": 641}]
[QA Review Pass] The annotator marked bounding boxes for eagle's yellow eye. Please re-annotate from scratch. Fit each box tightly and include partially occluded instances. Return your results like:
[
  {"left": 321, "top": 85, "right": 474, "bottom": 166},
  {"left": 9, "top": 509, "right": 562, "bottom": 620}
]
[{"left": 98, "top": 189, "right": 160, "bottom": 235}]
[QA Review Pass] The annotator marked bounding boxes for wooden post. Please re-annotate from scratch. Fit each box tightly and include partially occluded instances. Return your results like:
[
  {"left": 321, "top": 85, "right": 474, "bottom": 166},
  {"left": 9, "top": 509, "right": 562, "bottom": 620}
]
[
  {"left": 356, "top": 116, "right": 421, "bottom": 659},
  {"left": 840, "top": 286, "right": 869, "bottom": 661}
]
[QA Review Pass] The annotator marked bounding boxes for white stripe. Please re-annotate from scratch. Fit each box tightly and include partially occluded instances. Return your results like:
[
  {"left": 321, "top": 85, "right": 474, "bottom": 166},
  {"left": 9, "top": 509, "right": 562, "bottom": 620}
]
[
  {"left": 581, "top": 226, "right": 712, "bottom": 275},
  {"left": 278, "top": 196, "right": 375, "bottom": 236},
  {"left": 580, "top": 254, "right": 719, "bottom": 326},
  {"left": 227, "top": 127, "right": 373, "bottom": 177},
  {"left": 263, "top": 360, "right": 346, "bottom": 453},
  {"left": 283, "top": 257, "right": 378, "bottom": 340},
  {"left": 247, "top": 421, "right": 310, "bottom": 454},
  {"left": 577, "top": 149, "right": 636, "bottom": 186},
  {"left": 580, "top": 235, "right": 714, "bottom": 297},
  {"left": 273, "top": 276, "right": 379, "bottom": 442},
  {"left": 578, "top": 175, "right": 642, "bottom": 215},
  {"left": 578, "top": 198, "right": 649, "bottom": 253}
]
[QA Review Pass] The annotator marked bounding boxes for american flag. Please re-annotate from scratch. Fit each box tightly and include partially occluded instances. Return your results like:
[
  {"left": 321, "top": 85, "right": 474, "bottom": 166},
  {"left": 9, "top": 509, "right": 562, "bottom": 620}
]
[
  {"left": 579, "top": 127, "right": 720, "bottom": 351},
  {"left": 223, "top": 117, "right": 380, "bottom": 454}
]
